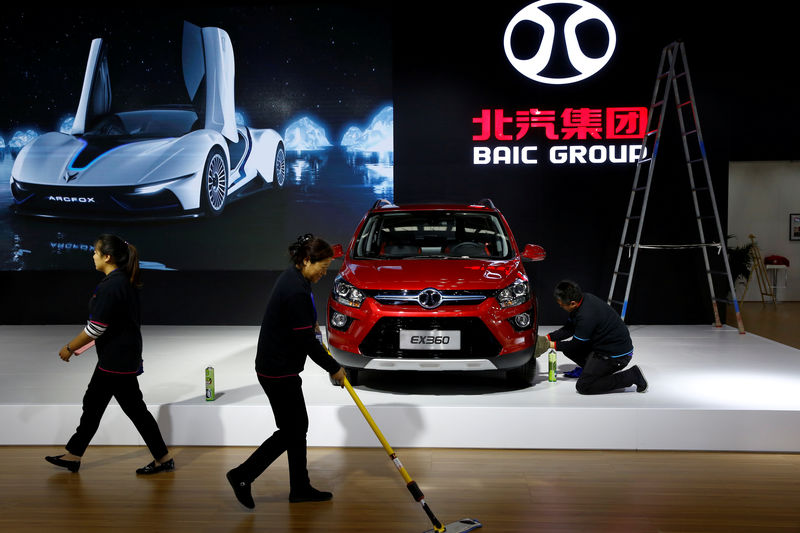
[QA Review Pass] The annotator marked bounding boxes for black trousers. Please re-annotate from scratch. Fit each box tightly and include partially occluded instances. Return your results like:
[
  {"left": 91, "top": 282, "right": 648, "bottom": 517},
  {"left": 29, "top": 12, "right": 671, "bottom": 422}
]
[
  {"left": 66, "top": 365, "right": 169, "bottom": 460},
  {"left": 230, "top": 374, "right": 311, "bottom": 490},
  {"left": 561, "top": 346, "right": 638, "bottom": 395}
]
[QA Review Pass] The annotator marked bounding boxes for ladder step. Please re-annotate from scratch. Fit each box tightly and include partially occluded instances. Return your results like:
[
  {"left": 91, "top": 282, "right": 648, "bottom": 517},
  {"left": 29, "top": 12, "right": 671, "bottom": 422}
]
[
  {"left": 675, "top": 72, "right": 687, "bottom": 79},
  {"left": 682, "top": 129, "right": 697, "bottom": 136},
  {"left": 646, "top": 129, "right": 659, "bottom": 136},
  {"left": 654, "top": 100, "right": 665, "bottom": 107},
  {"left": 614, "top": 271, "right": 630, "bottom": 277},
  {"left": 632, "top": 186, "right": 647, "bottom": 192},
  {"left": 627, "top": 216, "right": 641, "bottom": 220},
  {"left": 637, "top": 157, "right": 653, "bottom": 164},
  {"left": 692, "top": 187, "right": 709, "bottom": 192},
  {"left": 708, "top": 270, "right": 729, "bottom": 276},
  {"left": 657, "top": 72, "right": 669, "bottom": 80},
  {"left": 713, "top": 297, "right": 736, "bottom": 304},
  {"left": 697, "top": 215, "right": 715, "bottom": 220},
  {"left": 677, "top": 100, "right": 692, "bottom": 108},
  {"left": 689, "top": 158, "right": 704, "bottom": 164},
  {"left": 609, "top": 299, "right": 625, "bottom": 306}
]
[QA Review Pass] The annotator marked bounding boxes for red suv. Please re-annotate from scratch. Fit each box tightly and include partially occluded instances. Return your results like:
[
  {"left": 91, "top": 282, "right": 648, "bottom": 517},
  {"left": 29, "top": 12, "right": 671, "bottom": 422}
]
[{"left": 326, "top": 199, "right": 546, "bottom": 386}]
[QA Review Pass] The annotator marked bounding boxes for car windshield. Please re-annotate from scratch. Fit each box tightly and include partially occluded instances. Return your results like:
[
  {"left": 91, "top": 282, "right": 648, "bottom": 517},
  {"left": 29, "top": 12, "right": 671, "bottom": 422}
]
[
  {"left": 84, "top": 109, "right": 199, "bottom": 138},
  {"left": 353, "top": 210, "right": 513, "bottom": 259}
]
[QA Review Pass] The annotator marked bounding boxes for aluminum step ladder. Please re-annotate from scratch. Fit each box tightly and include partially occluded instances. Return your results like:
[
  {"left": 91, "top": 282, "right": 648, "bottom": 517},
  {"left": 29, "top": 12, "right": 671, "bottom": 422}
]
[{"left": 607, "top": 41, "right": 745, "bottom": 333}]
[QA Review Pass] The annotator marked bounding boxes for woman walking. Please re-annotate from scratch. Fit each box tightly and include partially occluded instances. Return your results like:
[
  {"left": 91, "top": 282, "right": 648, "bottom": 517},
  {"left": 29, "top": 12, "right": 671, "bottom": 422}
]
[
  {"left": 45, "top": 234, "right": 173, "bottom": 474},
  {"left": 226, "top": 234, "right": 345, "bottom": 509}
]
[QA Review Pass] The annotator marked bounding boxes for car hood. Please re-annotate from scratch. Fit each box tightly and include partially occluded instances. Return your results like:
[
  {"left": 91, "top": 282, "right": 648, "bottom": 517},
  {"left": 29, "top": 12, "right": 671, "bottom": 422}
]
[
  {"left": 12, "top": 132, "right": 198, "bottom": 187},
  {"left": 339, "top": 257, "right": 523, "bottom": 291}
]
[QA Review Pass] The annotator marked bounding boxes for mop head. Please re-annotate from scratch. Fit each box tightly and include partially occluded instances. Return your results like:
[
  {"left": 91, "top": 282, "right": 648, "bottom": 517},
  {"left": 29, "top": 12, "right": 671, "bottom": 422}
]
[{"left": 423, "top": 518, "right": 482, "bottom": 533}]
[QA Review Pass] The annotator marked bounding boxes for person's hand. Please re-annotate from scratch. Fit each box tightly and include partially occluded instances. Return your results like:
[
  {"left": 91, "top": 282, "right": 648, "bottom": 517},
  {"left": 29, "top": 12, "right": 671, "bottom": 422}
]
[
  {"left": 59, "top": 345, "right": 73, "bottom": 362},
  {"left": 330, "top": 367, "right": 347, "bottom": 388}
]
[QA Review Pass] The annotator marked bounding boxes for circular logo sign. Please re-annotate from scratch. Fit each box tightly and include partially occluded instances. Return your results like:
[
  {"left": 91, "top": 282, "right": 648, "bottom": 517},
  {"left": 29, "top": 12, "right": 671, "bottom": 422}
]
[
  {"left": 417, "top": 288, "right": 444, "bottom": 309},
  {"left": 504, "top": 0, "right": 616, "bottom": 85}
]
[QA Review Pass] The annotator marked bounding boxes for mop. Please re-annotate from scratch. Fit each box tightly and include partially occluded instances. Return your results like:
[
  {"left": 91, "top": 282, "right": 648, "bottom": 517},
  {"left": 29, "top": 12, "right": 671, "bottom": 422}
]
[{"left": 339, "top": 374, "right": 482, "bottom": 533}]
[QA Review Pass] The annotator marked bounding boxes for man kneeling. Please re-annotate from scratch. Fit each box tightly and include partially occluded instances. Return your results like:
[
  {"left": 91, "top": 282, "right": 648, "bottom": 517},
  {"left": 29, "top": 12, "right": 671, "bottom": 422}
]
[{"left": 544, "top": 280, "right": 647, "bottom": 394}]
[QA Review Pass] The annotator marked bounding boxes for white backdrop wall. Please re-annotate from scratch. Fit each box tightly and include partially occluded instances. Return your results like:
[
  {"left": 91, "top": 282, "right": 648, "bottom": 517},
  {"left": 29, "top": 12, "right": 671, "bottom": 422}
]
[{"left": 728, "top": 161, "right": 800, "bottom": 301}]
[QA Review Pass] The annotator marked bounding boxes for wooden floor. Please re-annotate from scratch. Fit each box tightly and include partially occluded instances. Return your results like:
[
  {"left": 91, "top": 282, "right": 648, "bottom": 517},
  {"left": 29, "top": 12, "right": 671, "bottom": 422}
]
[
  {"left": 728, "top": 301, "right": 800, "bottom": 350},
  {"left": 2, "top": 305, "right": 798, "bottom": 533},
  {"left": 2, "top": 445, "right": 799, "bottom": 533}
]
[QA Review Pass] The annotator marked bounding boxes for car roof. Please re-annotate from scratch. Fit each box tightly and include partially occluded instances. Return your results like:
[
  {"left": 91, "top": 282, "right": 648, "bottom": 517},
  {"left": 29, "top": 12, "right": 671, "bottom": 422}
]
[{"left": 368, "top": 199, "right": 500, "bottom": 213}]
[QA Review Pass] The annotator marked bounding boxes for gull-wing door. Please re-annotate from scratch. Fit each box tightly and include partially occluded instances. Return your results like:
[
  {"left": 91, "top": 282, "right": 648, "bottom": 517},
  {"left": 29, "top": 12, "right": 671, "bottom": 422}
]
[
  {"left": 182, "top": 21, "right": 237, "bottom": 142},
  {"left": 71, "top": 38, "right": 111, "bottom": 135}
]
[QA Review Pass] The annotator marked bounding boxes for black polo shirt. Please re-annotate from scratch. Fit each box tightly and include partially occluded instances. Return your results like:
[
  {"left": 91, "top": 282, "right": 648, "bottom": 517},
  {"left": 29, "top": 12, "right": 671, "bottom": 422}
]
[
  {"left": 255, "top": 266, "right": 341, "bottom": 377},
  {"left": 88, "top": 269, "right": 143, "bottom": 374},
  {"left": 548, "top": 292, "right": 633, "bottom": 358}
]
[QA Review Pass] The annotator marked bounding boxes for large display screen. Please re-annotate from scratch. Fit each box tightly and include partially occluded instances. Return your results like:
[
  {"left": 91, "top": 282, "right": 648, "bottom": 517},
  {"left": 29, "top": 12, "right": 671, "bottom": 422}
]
[{"left": 0, "top": 6, "right": 393, "bottom": 271}]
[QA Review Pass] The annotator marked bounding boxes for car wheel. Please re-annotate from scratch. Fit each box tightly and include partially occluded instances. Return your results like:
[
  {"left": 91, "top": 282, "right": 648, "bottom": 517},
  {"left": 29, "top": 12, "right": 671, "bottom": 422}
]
[
  {"left": 345, "top": 366, "right": 360, "bottom": 386},
  {"left": 272, "top": 144, "right": 286, "bottom": 189},
  {"left": 202, "top": 147, "right": 228, "bottom": 216},
  {"left": 507, "top": 357, "right": 536, "bottom": 387}
]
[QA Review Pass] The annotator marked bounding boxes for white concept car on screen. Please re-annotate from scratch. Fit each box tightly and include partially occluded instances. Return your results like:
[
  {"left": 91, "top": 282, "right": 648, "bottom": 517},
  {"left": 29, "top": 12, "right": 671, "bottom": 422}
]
[{"left": 10, "top": 22, "right": 286, "bottom": 218}]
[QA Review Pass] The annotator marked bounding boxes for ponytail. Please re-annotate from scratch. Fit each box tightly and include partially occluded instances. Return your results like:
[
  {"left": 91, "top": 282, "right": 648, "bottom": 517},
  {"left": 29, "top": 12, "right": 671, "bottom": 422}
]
[
  {"left": 95, "top": 234, "right": 142, "bottom": 287},
  {"left": 125, "top": 242, "right": 142, "bottom": 287}
]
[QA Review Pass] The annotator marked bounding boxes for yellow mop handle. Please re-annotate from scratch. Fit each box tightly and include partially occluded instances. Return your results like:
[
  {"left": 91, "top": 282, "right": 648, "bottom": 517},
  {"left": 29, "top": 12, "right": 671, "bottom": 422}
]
[
  {"left": 342, "top": 377, "right": 414, "bottom": 485},
  {"left": 336, "top": 371, "right": 446, "bottom": 532},
  {"left": 327, "top": 343, "right": 446, "bottom": 532}
]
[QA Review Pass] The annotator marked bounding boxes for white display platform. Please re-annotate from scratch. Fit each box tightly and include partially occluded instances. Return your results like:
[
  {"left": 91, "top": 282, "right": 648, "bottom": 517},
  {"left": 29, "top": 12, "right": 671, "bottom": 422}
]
[{"left": 2, "top": 324, "right": 799, "bottom": 452}]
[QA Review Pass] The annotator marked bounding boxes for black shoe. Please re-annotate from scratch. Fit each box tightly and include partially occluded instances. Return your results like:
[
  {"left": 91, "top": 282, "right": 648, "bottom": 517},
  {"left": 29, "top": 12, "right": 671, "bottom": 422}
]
[
  {"left": 136, "top": 458, "right": 175, "bottom": 475},
  {"left": 226, "top": 470, "right": 255, "bottom": 509},
  {"left": 45, "top": 454, "right": 80, "bottom": 473},
  {"left": 289, "top": 486, "right": 333, "bottom": 503},
  {"left": 632, "top": 365, "right": 648, "bottom": 393}
]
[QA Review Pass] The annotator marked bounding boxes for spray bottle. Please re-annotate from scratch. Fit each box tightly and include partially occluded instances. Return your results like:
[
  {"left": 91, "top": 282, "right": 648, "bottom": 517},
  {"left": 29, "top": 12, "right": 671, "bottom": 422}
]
[
  {"left": 547, "top": 350, "right": 557, "bottom": 382},
  {"left": 205, "top": 366, "right": 215, "bottom": 401}
]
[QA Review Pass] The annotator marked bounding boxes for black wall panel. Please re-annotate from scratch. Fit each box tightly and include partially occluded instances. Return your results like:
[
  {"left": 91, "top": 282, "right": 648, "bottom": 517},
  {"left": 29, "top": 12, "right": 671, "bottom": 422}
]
[{"left": 1, "top": 3, "right": 795, "bottom": 326}]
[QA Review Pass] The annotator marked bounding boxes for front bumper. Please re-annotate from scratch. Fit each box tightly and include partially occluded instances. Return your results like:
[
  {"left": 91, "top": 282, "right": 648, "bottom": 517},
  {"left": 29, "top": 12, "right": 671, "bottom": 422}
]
[
  {"left": 327, "top": 295, "right": 536, "bottom": 371},
  {"left": 9, "top": 180, "right": 195, "bottom": 219},
  {"left": 328, "top": 343, "right": 534, "bottom": 371}
]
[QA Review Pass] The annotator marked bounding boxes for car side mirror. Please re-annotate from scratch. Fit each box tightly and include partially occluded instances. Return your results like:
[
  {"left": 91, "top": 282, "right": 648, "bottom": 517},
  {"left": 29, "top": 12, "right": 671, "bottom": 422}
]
[
  {"left": 331, "top": 244, "right": 344, "bottom": 259},
  {"left": 522, "top": 244, "right": 546, "bottom": 261}
]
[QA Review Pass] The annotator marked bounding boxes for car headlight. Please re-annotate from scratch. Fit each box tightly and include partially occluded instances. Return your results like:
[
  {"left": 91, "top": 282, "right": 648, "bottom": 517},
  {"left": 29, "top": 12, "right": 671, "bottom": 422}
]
[
  {"left": 332, "top": 275, "right": 366, "bottom": 308},
  {"left": 10, "top": 175, "right": 28, "bottom": 194},
  {"left": 132, "top": 174, "right": 194, "bottom": 195},
  {"left": 496, "top": 279, "right": 530, "bottom": 308}
]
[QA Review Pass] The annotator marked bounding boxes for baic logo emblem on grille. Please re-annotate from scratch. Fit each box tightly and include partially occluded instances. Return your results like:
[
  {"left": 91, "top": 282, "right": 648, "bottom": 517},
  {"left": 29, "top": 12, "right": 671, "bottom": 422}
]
[{"left": 417, "top": 288, "right": 443, "bottom": 309}]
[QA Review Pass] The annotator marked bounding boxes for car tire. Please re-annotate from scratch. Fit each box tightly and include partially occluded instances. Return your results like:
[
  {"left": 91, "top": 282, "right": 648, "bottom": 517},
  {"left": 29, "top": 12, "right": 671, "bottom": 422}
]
[
  {"left": 507, "top": 357, "right": 536, "bottom": 387},
  {"left": 345, "top": 366, "right": 360, "bottom": 386},
  {"left": 272, "top": 143, "right": 286, "bottom": 189},
  {"left": 201, "top": 146, "right": 228, "bottom": 216}
]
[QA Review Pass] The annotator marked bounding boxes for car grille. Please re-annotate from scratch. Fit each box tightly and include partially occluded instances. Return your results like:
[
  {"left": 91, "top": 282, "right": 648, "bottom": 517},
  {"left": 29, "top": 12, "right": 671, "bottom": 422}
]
[
  {"left": 359, "top": 317, "right": 502, "bottom": 359},
  {"left": 367, "top": 289, "right": 493, "bottom": 307}
]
